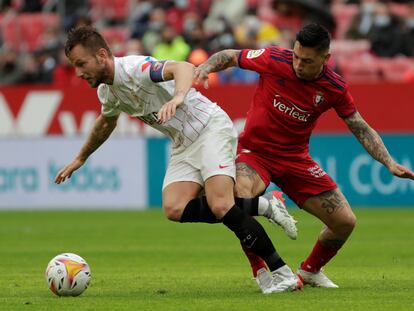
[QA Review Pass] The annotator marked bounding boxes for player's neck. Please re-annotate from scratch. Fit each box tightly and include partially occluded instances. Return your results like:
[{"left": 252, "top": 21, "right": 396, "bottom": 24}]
[{"left": 106, "top": 56, "right": 115, "bottom": 85}]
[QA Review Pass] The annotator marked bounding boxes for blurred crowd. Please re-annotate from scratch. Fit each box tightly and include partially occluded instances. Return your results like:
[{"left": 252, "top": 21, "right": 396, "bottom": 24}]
[{"left": 0, "top": 0, "right": 413, "bottom": 86}]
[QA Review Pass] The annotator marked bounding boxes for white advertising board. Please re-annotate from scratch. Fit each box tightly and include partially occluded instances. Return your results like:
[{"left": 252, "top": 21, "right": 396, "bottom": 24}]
[{"left": 0, "top": 137, "right": 147, "bottom": 208}]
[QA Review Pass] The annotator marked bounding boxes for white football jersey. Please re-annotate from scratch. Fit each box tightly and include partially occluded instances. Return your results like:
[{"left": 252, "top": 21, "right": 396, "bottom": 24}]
[{"left": 97, "top": 56, "right": 219, "bottom": 149}]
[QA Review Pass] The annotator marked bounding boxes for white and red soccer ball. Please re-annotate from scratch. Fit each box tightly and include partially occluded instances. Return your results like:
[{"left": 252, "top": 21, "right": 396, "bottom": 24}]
[{"left": 45, "top": 253, "right": 91, "bottom": 296}]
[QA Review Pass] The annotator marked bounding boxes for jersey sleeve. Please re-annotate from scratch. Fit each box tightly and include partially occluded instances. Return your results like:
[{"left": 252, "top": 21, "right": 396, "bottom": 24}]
[
  {"left": 97, "top": 84, "right": 121, "bottom": 117},
  {"left": 130, "top": 56, "right": 169, "bottom": 84},
  {"left": 238, "top": 48, "right": 272, "bottom": 73},
  {"left": 334, "top": 87, "right": 357, "bottom": 119}
]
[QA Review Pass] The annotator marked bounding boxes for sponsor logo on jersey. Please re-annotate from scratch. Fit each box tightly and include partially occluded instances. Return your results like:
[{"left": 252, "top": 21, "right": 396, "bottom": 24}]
[
  {"left": 246, "top": 49, "right": 265, "bottom": 59},
  {"left": 273, "top": 95, "right": 310, "bottom": 122},
  {"left": 313, "top": 91, "right": 324, "bottom": 107}
]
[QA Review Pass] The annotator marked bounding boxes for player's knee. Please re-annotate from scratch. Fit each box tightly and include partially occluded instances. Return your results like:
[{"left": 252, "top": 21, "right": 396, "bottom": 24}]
[
  {"left": 162, "top": 200, "right": 186, "bottom": 222},
  {"left": 207, "top": 196, "right": 233, "bottom": 219},
  {"left": 234, "top": 182, "right": 256, "bottom": 198},
  {"left": 332, "top": 213, "right": 357, "bottom": 236}
]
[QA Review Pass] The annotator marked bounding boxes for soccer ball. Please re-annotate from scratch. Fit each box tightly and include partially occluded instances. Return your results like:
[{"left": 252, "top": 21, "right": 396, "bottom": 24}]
[{"left": 45, "top": 253, "right": 91, "bottom": 296}]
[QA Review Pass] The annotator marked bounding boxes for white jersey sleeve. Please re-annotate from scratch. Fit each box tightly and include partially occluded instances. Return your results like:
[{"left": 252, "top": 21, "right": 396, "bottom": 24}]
[{"left": 97, "top": 84, "right": 121, "bottom": 117}]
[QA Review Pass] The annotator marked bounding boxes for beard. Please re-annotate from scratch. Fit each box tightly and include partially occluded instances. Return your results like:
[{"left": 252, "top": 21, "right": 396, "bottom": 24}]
[{"left": 90, "top": 66, "right": 107, "bottom": 88}]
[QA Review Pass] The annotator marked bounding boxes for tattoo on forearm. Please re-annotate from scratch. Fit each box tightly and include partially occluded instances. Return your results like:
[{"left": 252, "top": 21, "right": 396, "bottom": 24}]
[
  {"left": 80, "top": 119, "right": 115, "bottom": 159},
  {"left": 317, "top": 190, "right": 344, "bottom": 214},
  {"left": 199, "top": 51, "right": 235, "bottom": 73},
  {"left": 347, "top": 114, "right": 393, "bottom": 167},
  {"left": 321, "top": 239, "right": 345, "bottom": 249},
  {"left": 236, "top": 163, "right": 259, "bottom": 182}
]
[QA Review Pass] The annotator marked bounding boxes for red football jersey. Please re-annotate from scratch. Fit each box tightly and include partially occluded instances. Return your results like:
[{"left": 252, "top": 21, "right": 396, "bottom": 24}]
[{"left": 238, "top": 47, "right": 357, "bottom": 156}]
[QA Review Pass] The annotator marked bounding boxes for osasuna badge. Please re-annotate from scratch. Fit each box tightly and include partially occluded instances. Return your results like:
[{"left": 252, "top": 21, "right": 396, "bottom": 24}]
[
  {"left": 313, "top": 91, "right": 324, "bottom": 106},
  {"left": 246, "top": 49, "right": 265, "bottom": 59}
]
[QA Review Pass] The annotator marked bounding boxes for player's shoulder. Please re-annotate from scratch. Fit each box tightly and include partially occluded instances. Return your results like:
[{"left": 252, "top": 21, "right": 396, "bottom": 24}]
[
  {"left": 268, "top": 46, "right": 293, "bottom": 65},
  {"left": 97, "top": 83, "right": 116, "bottom": 104},
  {"left": 117, "top": 55, "right": 155, "bottom": 73},
  {"left": 321, "top": 66, "right": 348, "bottom": 92}
]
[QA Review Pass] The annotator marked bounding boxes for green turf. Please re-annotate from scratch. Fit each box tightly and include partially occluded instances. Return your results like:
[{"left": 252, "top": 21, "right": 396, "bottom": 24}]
[{"left": 0, "top": 208, "right": 414, "bottom": 311}]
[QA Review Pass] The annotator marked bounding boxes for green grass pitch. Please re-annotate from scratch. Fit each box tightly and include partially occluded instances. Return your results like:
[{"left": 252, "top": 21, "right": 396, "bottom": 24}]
[{"left": 1, "top": 208, "right": 414, "bottom": 311}]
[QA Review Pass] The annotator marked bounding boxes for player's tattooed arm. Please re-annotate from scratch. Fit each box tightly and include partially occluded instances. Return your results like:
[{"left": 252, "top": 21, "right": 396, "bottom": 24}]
[
  {"left": 55, "top": 114, "right": 118, "bottom": 184},
  {"left": 77, "top": 114, "right": 118, "bottom": 161},
  {"left": 194, "top": 50, "right": 240, "bottom": 88},
  {"left": 198, "top": 49, "right": 241, "bottom": 73},
  {"left": 344, "top": 112, "right": 394, "bottom": 168},
  {"left": 345, "top": 112, "right": 414, "bottom": 179}
]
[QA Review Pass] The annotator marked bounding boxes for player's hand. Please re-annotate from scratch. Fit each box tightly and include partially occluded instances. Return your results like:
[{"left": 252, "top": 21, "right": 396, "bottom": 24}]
[
  {"left": 388, "top": 162, "right": 414, "bottom": 180},
  {"left": 157, "top": 96, "right": 183, "bottom": 123},
  {"left": 54, "top": 158, "right": 85, "bottom": 184},
  {"left": 194, "top": 66, "right": 210, "bottom": 89}
]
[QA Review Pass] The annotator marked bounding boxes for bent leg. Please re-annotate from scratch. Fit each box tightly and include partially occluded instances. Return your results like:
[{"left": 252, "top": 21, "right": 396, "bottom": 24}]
[
  {"left": 300, "top": 188, "right": 357, "bottom": 273},
  {"left": 162, "top": 181, "right": 202, "bottom": 221}
]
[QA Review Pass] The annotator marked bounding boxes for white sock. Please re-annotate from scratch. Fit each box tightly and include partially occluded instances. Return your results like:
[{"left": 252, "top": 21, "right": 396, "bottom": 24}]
[{"left": 258, "top": 196, "right": 269, "bottom": 216}]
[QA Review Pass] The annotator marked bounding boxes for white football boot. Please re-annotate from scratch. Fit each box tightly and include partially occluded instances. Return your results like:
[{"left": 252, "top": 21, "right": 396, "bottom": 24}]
[
  {"left": 255, "top": 267, "right": 273, "bottom": 293},
  {"left": 262, "top": 190, "right": 298, "bottom": 240},
  {"left": 297, "top": 268, "right": 339, "bottom": 288},
  {"left": 262, "top": 265, "right": 303, "bottom": 294}
]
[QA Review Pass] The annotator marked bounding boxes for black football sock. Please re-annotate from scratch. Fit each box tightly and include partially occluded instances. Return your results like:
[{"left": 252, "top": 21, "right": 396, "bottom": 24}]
[
  {"left": 235, "top": 197, "right": 259, "bottom": 216},
  {"left": 221, "top": 205, "right": 285, "bottom": 271},
  {"left": 180, "top": 196, "right": 259, "bottom": 223},
  {"left": 180, "top": 196, "right": 219, "bottom": 223}
]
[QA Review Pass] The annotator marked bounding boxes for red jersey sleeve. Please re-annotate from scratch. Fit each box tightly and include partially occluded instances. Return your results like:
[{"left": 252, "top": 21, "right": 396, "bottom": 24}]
[
  {"left": 238, "top": 48, "right": 272, "bottom": 73},
  {"left": 334, "top": 87, "right": 357, "bottom": 119}
]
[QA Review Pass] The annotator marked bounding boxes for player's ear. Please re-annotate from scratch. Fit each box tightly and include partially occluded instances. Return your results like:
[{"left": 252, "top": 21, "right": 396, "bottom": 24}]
[
  {"left": 323, "top": 53, "right": 331, "bottom": 65},
  {"left": 96, "top": 48, "right": 109, "bottom": 62}
]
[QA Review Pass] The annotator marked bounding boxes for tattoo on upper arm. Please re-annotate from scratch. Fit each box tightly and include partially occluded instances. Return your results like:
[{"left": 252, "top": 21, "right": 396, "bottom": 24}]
[{"left": 345, "top": 113, "right": 393, "bottom": 167}]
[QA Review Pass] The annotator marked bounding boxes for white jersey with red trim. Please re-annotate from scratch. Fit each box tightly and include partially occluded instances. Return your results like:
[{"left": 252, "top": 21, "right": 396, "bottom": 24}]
[{"left": 97, "top": 55, "right": 219, "bottom": 149}]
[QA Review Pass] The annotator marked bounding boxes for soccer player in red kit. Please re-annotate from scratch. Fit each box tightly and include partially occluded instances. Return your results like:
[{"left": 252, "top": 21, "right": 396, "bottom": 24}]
[{"left": 195, "top": 23, "right": 414, "bottom": 289}]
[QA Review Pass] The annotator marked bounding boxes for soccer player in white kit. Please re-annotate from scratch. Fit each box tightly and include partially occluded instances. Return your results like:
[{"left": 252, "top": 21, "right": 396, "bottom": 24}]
[{"left": 54, "top": 26, "right": 301, "bottom": 293}]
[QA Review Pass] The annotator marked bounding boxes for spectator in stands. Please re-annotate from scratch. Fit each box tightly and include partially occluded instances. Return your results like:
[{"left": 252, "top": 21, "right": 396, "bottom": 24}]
[
  {"left": 53, "top": 47, "right": 81, "bottom": 87},
  {"left": 126, "top": 38, "right": 144, "bottom": 56},
  {"left": 141, "top": 7, "right": 167, "bottom": 55},
  {"left": 61, "top": 0, "right": 89, "bottom": 32},
  {"left": 152, "top": 25, "right": 191, "bottom": 61},
  {"left": 20, "top": 0, "right": 43, "bottom": 12},
  {"left": 182, "top": 11, "right": 208, "bottom": 50},
  {"left": 368, "top": 2, "right": 405, "bottom": 57},
  {"left": 402, "top": 1, "right": 414, "bottom": 56},
  {"left": 204, "top": 0, "right": 247, "bottom": 29},
  {"left": 346, "top": 0, "right": 378, "bottom": 39},
  {"left": 0, "top": 49, "right": 24, "bottom": 84}
]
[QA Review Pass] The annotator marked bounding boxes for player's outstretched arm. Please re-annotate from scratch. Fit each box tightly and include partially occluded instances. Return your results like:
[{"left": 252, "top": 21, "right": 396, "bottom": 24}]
[
  {"left": 157, "top": 61, "right": 194, "bottom": 123},
  {"left": 344, "top": 112, "right": 414, "bottom": 180},
  {"left": 194, "top": 49, "right": 241, "bottom": 89},
  {"left": 54, "top": 114, "right": 119, "bottom": 184}
]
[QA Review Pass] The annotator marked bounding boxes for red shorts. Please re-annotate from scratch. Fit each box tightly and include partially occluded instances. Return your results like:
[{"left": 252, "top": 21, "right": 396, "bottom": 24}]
[{"left": 236, "top": 145, "right": 337, "bottom": 207}]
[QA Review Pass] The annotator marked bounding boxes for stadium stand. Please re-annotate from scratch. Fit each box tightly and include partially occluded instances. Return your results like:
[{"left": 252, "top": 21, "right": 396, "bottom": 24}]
[{"left": 0, "top": 0, "right": 412, "bottom": 85}]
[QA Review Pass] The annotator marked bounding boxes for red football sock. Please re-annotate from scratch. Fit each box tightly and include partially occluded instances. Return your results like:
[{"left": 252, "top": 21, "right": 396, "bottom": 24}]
[
  {"left": 241, "top": 242, "right": 267, "bottom": 277},
  {"left": 301, "top": 240, "right": 340, "bottom": 273}
]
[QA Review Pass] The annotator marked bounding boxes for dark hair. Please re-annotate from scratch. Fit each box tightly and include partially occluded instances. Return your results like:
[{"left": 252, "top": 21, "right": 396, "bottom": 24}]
[
  {"left": 296, "top": 23, "right": 331, "bottom": 53},
  {"left": 64, "top": 26, "right": 112, "bottom": 57}
]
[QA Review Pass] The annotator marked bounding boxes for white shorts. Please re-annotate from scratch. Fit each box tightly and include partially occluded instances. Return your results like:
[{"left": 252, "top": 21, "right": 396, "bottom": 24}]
[{"left": 162, "top": 108, "right": 237, "bottom": 189}]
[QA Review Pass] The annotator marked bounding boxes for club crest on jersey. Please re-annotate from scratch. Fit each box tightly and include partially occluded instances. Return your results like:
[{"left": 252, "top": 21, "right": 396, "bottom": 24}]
[
  {"left": 313, "top": 91, "right": 324, "bottom": 107},
  {"left": 246, "top": 49, "right": 265, "bottom": 59}
]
